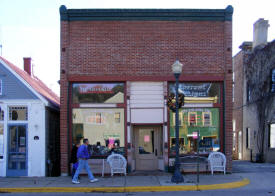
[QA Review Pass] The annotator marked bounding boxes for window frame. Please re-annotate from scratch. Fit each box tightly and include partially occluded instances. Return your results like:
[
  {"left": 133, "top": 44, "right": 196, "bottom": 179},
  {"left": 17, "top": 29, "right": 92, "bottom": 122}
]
[
  {"left": 188, "top": 112, "right": 197, "bottom": 126},
  {"left": 173, "top": 112, "right": 183, "bottom": 126},
  {"left": 202, "top": 112, "right": 212, "bottom": 126},
  {"left": 8, "top": 106, "right": 28, "bottom": 121}
]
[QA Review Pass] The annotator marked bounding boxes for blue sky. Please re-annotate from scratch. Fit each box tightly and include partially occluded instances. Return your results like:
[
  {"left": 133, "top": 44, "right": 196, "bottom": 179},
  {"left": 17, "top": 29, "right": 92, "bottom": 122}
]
[{"left": 0, "top": 0, "right": 274, "bottom": 95}]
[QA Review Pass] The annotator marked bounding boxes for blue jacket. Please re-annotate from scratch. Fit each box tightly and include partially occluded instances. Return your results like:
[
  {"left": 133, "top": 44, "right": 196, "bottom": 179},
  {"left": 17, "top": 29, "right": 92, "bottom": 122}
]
[{"left": 77, "top": 144, "right": 90, "bottom": 159}]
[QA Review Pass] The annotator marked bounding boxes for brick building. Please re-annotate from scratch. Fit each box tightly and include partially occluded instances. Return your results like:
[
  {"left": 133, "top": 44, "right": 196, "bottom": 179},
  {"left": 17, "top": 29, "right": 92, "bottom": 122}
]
[{"left": 59, "top": 5, "right": 233, "bottom": 176}]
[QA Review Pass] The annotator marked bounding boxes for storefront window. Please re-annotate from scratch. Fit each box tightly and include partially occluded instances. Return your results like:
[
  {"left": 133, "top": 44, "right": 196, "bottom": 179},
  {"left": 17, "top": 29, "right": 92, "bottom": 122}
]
[
  {"left": 72, "top": 108, "right": 125, "bottom": 156},
  {"left": 169, "top": 108, "right": 220, "bottom": 155},
  {"left": 72, "top": 83, "right": 124, "bottom": 104}
]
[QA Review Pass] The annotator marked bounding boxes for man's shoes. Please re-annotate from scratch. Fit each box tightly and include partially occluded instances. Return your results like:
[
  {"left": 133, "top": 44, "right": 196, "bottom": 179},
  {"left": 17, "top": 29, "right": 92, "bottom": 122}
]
[
  {"left": 90, "top": 178, "right": 98, "bottom": 183},
  {"left": 72, "top": 180, "right": 80, "bottom": 184}
]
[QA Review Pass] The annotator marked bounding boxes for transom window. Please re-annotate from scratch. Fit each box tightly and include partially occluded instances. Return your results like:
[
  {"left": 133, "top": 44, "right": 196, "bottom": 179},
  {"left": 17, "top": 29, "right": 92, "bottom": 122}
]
[{"left": 8, "top": 107, "right": 28, "bottom": 121}]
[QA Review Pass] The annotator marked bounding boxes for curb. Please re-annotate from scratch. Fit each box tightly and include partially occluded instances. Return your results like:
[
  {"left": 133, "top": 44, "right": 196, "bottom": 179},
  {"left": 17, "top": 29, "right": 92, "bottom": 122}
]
[{"left": 0, "top": 178, "right": 250, "bottom": 193}]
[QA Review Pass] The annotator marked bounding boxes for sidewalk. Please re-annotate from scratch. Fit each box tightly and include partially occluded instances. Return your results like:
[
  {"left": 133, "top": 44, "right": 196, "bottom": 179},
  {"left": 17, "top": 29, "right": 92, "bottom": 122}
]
[{"left": 0, "top": 173, "right": 249, "bottom": 193}]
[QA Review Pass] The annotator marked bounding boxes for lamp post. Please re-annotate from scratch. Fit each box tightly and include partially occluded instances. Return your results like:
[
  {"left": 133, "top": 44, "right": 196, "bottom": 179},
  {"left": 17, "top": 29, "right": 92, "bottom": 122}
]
[{"left": 171, "top": 60, "right": 184, "bottom": 183}]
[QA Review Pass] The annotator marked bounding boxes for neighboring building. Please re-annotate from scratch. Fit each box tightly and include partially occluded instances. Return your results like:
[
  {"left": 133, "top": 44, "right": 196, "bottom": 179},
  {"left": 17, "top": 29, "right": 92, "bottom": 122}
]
[
  {"left": 59, "top": 5, "right": 233, "bottom": 176},
  {"left": 233, "top": 19, "right": 275, "bottom": 163},
  {"left": 0, "top": 57, "right": 60, "bottom": 177}
]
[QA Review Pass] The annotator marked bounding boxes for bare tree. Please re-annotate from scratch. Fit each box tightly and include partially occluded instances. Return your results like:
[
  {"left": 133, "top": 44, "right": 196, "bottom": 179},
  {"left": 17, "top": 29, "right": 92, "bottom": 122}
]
[{"left": 244, "top": 40, "right": 275, "bottom": 161}]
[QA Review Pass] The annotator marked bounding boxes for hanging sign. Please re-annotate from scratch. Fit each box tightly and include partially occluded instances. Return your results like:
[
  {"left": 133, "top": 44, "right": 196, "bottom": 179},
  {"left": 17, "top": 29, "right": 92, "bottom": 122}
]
[{"left": 192, "top": 132, "right": 198, "bottom": 139}]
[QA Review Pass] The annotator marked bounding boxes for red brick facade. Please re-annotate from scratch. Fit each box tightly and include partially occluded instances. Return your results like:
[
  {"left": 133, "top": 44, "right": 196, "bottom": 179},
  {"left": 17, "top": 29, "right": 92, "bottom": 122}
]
[{"left": 60, "top": 6, "right": 233, "bottom": 175}]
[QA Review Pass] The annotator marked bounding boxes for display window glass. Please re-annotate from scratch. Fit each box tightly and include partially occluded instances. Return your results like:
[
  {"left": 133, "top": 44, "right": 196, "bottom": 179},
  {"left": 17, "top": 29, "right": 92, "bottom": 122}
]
[
  {"left": 72, "top": 108, "right": 125, "bottom": 156},
  {"left": 169, "top": 108, "right": 220, "bottom": 155},
  {"left": 72, "top": 83, "right": 124, "bottom": 104}
]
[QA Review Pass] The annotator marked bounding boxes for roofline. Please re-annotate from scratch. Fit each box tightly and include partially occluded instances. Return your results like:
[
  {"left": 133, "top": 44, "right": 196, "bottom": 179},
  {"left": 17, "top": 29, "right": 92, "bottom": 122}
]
[
  {"left": 59, "top": 5, "right": 233, "bottom": 22},
  {"left": 0, "top": 58, "right": 49, "bottom": 106}
]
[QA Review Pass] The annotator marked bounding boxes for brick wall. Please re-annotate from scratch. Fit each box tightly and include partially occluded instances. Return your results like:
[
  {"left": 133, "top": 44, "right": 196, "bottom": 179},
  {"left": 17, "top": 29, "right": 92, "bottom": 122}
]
[{"left": 60, "top": 19, "right": 233, "bottom": 174}]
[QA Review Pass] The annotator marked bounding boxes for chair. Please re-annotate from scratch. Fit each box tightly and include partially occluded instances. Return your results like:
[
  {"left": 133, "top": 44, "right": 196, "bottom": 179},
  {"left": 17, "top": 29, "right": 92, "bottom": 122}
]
[
  {"left": 107, "top": 153, "right": 127, "bottom": 176},
  {"left": 208, "top": 152, "right": 226, "bottom": 175}
]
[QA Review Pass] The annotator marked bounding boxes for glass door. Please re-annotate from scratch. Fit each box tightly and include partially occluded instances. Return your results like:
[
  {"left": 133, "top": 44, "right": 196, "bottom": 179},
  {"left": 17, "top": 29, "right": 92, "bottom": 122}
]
[{"left": 7, "top": 125, "right": 27, "bottom": 176}]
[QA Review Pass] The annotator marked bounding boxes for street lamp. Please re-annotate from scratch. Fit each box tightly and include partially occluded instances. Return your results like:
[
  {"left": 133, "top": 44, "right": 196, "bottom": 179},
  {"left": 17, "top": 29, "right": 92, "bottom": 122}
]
[{"left": 171, "top": 60, "right": 184, "bottom": 183}]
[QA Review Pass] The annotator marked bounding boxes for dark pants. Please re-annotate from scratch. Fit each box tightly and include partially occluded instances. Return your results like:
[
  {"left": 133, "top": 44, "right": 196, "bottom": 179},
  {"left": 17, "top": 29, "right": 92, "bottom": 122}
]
[{"left": 72, "top": 162, "right": 79, "bottom": 179}]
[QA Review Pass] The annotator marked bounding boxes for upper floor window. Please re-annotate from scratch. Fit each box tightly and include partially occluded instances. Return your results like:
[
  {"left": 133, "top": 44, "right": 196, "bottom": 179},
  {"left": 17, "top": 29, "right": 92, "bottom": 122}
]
[
  {"left": 247, "top": 83, "right": 251, "bottom": 103},
  {"left": 8, "top": 106, "right": 28, "bottom": 121},
  {"left": 202, "top": 112, "right": 211, "bottom": 126},
  {"left": 188, "top": 112, "right": 197, "bottom": 126},
  {"left": 271, "top": 69, "right": 275, "bottom": 93}
]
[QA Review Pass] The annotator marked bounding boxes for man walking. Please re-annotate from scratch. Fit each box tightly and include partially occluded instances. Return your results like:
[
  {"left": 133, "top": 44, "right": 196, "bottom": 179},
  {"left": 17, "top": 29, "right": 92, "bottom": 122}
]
[{"left": 72, "top": 138, "right": 98, "bottom": 184}]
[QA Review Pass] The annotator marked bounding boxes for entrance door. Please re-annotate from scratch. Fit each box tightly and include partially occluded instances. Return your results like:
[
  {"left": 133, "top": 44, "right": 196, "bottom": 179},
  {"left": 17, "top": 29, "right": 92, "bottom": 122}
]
[
  {"left": 134, "top": 126, "right": 162, "bottom": 171},
  {"left": 7, "top": 125, "right": 27, "bottom": 176}
]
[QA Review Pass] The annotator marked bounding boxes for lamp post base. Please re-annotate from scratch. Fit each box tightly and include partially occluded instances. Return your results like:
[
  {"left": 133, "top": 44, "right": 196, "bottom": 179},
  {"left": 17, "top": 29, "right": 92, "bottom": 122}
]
[{"left": 171, "top": 167, "right": 184, "bottom": 183}]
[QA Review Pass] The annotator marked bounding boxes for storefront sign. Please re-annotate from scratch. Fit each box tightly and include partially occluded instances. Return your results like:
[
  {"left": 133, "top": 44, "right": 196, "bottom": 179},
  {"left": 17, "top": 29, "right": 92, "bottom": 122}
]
[
  {"left": 192, "top": 132, "right": 198, "bottom": 139},
  {"left": 79, "top": 84, "right": 113, "bottom": 94},
  {"left": 144, "top": 135, "right": 150, "bottom": 142},
  {"left": 169, "top": 83, "right": 220, "bottom": 98},
  {"left": 72, "top": 83, "right": 124, "bottom": 104}
]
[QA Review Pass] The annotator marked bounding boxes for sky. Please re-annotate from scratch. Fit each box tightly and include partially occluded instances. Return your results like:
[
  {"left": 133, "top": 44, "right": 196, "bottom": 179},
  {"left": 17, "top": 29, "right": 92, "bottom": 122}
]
[{"left": 0, "top": 0, "right": 274, "bottom": 96}]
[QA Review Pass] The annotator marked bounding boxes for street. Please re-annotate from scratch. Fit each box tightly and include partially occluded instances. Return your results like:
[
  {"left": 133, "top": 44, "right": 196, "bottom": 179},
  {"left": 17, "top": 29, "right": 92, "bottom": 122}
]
[{"left": 1, "top": 161, "right": 275, "bottom": 196}]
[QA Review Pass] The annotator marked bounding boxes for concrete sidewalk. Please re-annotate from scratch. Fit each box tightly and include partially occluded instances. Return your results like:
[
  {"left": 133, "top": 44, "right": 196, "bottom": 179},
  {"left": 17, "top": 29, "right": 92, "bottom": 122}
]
[{"left": 0, "top": 173, "right": 249, "bottom": 193}]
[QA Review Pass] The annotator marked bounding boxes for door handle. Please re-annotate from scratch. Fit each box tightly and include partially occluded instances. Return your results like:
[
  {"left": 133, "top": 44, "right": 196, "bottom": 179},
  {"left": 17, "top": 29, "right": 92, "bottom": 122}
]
[{"left": 155, "top": 149, "right": 157, "bottom": 156}]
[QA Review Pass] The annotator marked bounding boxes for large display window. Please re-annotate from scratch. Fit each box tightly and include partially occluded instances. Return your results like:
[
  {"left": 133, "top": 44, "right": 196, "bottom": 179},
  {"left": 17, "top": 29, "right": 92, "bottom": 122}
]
[
  {"left": 72, "top": 108, "right": 125, "bottom": 156},
  {"left": 169, "top": 108, "right": 220, "bottom": 155}
]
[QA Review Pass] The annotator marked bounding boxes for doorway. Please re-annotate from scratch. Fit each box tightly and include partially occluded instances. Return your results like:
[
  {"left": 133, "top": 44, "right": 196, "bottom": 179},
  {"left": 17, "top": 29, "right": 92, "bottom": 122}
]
[
  {"left": 7, "top": 125, "right": 27, "bottom": 176},
  {"left": 134, "top": 126, "right": 162, "bottom": 171}
]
